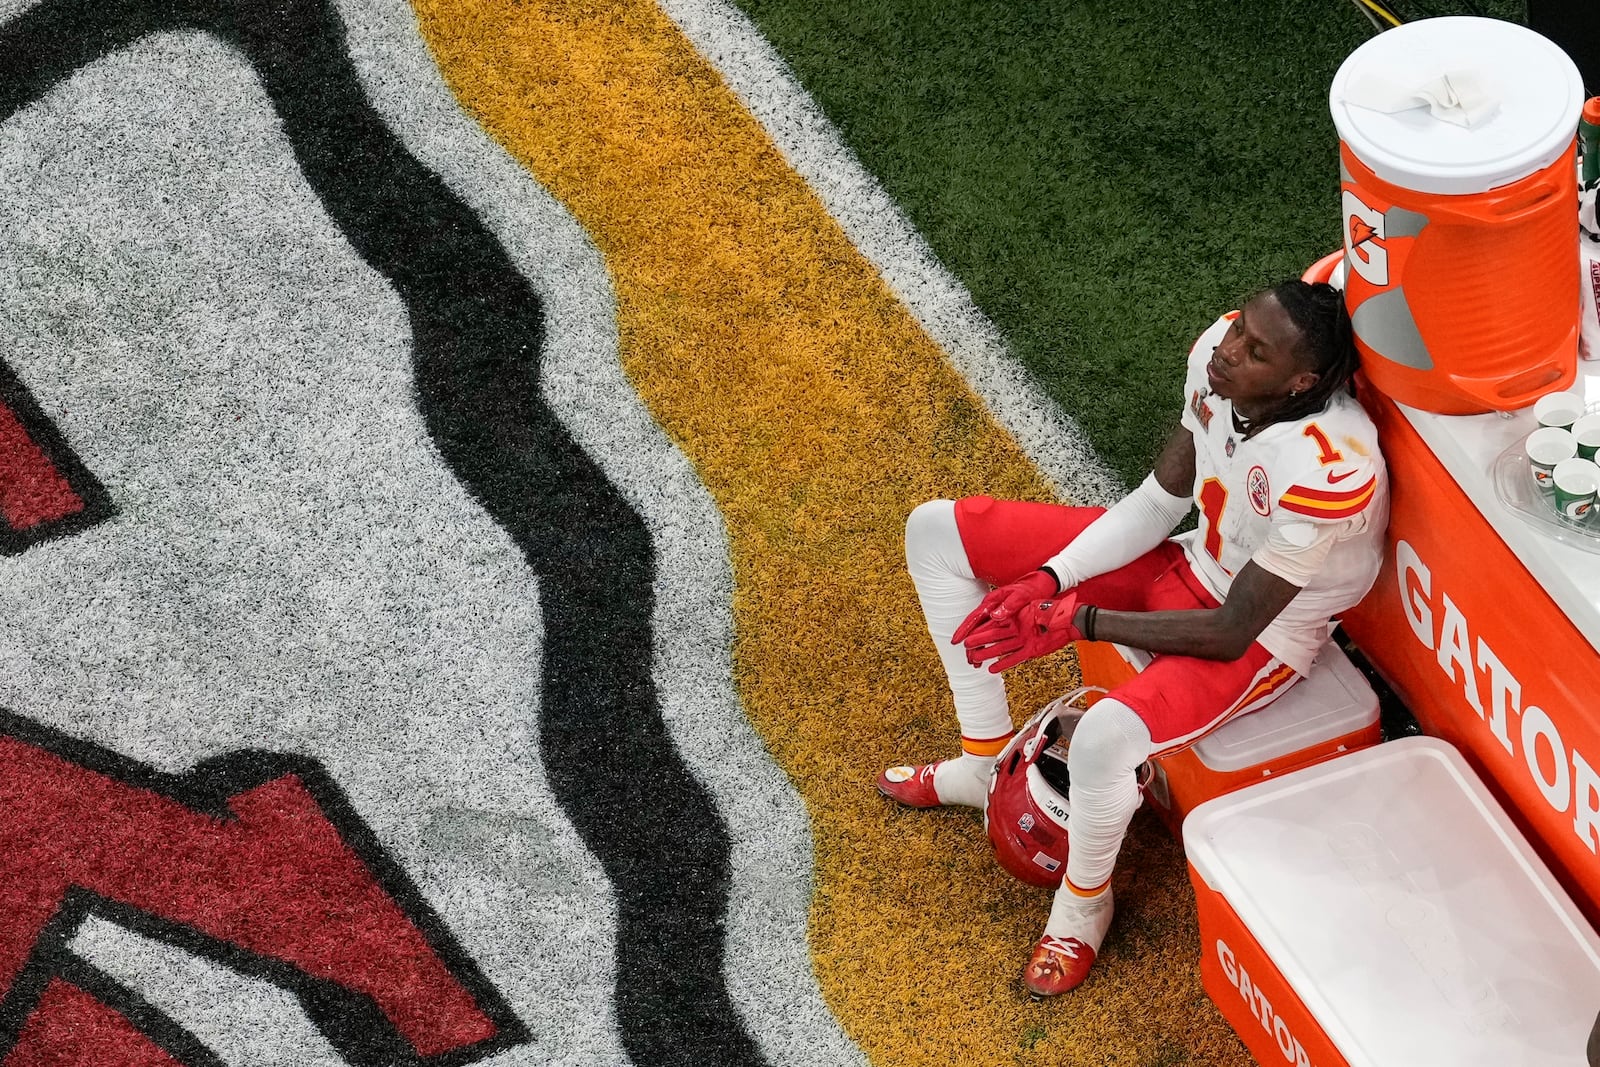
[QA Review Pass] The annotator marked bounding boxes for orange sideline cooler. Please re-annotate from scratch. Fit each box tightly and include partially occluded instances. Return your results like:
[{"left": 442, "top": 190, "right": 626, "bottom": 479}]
[
  {"left": 1330, "top": 17, "right": 1585, "bottom": 414},
  {"left": 1184, "top": 737, "right": 1600, "bottom": 1067}
]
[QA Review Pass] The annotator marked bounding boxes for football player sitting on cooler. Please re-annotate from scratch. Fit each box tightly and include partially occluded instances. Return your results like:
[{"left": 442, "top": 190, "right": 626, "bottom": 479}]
[{"left": 880, "top": 279, "right": 1388, "bottom": 997}]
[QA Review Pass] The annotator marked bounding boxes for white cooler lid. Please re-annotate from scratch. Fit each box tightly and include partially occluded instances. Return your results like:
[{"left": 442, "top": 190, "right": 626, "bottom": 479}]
[
  {"left": 1193, "top": 641, "right": 1378, "bottom": 773},
  {"left": 1330, "top": 17, "right": 1584, "bottom": 195},
  {"left": 1185, "top": 736, "right": 1600, "bottom": 1066}
]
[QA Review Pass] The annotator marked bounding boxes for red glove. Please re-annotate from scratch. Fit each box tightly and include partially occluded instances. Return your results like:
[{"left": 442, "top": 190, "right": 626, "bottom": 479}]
[
  {"left": 961, "top": 591, "right": 1084, "bottom": 674},
  {"left": 951, "top": 570, "right": 1059, "bottom": 648}
]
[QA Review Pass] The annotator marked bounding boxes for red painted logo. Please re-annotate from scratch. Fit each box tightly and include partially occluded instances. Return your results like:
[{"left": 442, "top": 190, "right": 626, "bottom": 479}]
[
  {"left": 0, "top": 364, "right": 115, "bottom": 554},
  {"left": 0, "top": 722, "right": 521, "bottom": 1062}
]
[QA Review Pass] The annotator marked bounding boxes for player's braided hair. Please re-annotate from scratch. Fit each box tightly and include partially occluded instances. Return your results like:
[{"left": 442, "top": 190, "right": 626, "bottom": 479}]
[{"left": 1251, "top": 279, "right": 1361, "bottom": 433}]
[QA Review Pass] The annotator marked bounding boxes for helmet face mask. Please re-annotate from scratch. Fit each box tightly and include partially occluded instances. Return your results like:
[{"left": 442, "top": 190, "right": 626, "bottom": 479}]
[
  {"left": 1032, "top": 723, "right": 1073, "bottom": 798},
  {"left": 984, "top": 687, "right": 1151, "bottom": 888}
]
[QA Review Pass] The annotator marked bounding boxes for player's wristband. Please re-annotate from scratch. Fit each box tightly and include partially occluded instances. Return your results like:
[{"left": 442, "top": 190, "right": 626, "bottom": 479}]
[{"left": 1039, "top": 564, "right": 1064, "bottom": 595}]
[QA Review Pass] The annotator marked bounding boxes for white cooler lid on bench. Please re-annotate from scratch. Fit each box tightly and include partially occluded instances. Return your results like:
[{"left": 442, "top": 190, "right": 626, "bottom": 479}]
[
  {"left": 1184, "top": 736, "right": 1600, "bottom": 1066},
  {"left": 1193, "top": 640, "right": 1378, "bottom": 773}
]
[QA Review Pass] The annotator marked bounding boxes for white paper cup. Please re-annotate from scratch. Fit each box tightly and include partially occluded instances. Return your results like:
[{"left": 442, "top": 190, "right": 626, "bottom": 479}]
[
  {"left": 1552, "top": 458, "right": 1600, "bottom": 521},
  {"left": 1535, "top": 391, "right": 1586, "bottom": 431},
  {"left": 1528, "top": 426, "right": 1578, "bottom": 488},
  {"left": 1572, "top": 413, "right": 1600, "bottom": 462}
]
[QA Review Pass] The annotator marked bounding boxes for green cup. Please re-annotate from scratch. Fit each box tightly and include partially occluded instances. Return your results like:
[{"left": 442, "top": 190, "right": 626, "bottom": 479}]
[
  {"left": 1552, "top": 458, "right": 1600, "bottom": 522},
  {"left": 1528, "top": 426, "right": 1578, "bottom": 490},
  {"left": 1535, "top": 391, "right": 1587, "bottom": 432},
  {"left": 1572, "top": 413, "right": 1600, "bottom": 462}
]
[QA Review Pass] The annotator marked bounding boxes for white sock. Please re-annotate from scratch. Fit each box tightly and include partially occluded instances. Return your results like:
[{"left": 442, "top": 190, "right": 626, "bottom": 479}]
[
  {"left": 931, "top": 753, "right": 995, "bottom": 807},
  {"left": 1043, "top": 884, "right": 1114, "bottom": 951}
]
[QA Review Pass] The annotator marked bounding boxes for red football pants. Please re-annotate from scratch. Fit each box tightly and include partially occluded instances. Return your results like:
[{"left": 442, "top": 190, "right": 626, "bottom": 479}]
[{"left": 953, "top": 496, "right": 1298, "bottom": 751}]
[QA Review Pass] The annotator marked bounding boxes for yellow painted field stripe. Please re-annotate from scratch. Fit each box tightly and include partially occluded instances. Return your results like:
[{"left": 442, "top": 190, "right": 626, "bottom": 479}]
[{"left": 412, "top": 2, "right": 1239, "bottom": 1062}]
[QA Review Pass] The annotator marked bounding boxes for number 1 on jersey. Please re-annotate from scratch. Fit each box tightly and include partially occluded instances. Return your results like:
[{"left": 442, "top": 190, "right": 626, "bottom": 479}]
[
  {"left": 1304, "top": 423, "right": 1344, "bottom": 466},
  {"left": 1198, "top": 476, "right": 1228, "bottom": 563}
]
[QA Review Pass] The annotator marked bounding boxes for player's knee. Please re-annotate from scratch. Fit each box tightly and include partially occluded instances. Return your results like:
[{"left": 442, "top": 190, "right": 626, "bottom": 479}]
[
  {"left": 1067, "top": 699, "right": 1152, "bottom": 787},
  {"left": 905, "top": 499, "right": 959, "bottom": 563}
]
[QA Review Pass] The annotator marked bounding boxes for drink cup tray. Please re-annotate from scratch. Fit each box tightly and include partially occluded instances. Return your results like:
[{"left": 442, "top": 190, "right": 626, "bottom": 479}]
[{"left": 1491, "top": 439, "right": 1600, "bottom": 553}]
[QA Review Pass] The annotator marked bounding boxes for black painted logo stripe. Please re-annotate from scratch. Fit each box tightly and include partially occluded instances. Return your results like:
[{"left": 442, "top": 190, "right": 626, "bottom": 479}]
[{"left": 0, "top": 1, "right": 760, "bottom": 1063}]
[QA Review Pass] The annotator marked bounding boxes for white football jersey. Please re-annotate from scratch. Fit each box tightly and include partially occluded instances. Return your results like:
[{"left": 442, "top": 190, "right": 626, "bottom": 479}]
[{"left": 1172, "top": 314, "right": 1389, "bottom": 674}]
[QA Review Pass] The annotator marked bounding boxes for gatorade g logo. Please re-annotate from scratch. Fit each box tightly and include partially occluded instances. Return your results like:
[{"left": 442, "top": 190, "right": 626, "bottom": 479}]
[
  {"left": 1338, "top": 187, "right": 1435, "bottom": 373},
  {"left": 1343, "top": 189, "right": 1387, "bottom": 286}
]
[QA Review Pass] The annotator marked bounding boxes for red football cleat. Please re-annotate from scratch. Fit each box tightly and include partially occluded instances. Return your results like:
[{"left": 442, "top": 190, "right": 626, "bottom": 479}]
[
  {"left": 1022, "top": 935, "right": 1096, "bottom": 998},
  {"left": 876, "top": 762, "right": 944, "bottom": 808}
]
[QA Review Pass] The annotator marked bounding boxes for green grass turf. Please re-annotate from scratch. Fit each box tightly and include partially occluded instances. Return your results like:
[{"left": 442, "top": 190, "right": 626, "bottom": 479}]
[{"left": 731, "top": 0, "right": 1526, "bottom": 487}]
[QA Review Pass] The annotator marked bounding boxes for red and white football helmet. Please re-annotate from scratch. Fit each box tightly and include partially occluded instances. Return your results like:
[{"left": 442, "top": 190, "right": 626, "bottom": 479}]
[{"left": 984, "top": 687, "right": 1153, "bottom": 888}]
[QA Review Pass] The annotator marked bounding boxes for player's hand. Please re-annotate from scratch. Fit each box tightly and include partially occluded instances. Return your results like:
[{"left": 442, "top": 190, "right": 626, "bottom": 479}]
[
  {"left": 962, "top": 591, "right": 1084, "bottom": 674},
  {"left": 950, "top": 570, "right": 1059, "bottom": 648}
]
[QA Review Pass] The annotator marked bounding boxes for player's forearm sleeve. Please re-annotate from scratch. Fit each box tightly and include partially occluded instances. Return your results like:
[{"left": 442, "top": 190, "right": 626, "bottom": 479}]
[{"left": 1043, "top": 472, "right": 1193, "bottom": 589}]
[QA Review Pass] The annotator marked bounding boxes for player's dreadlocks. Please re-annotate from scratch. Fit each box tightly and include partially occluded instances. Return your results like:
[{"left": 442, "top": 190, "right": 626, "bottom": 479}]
[{"left": 1255, "top": 279, "right": 1362, "bottom": 433}]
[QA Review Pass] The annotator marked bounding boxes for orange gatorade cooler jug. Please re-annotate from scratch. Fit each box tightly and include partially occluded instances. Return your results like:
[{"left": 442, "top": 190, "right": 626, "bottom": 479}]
[{"left": 1330, "top": 17, "right": 1586, "bottom": 414}]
